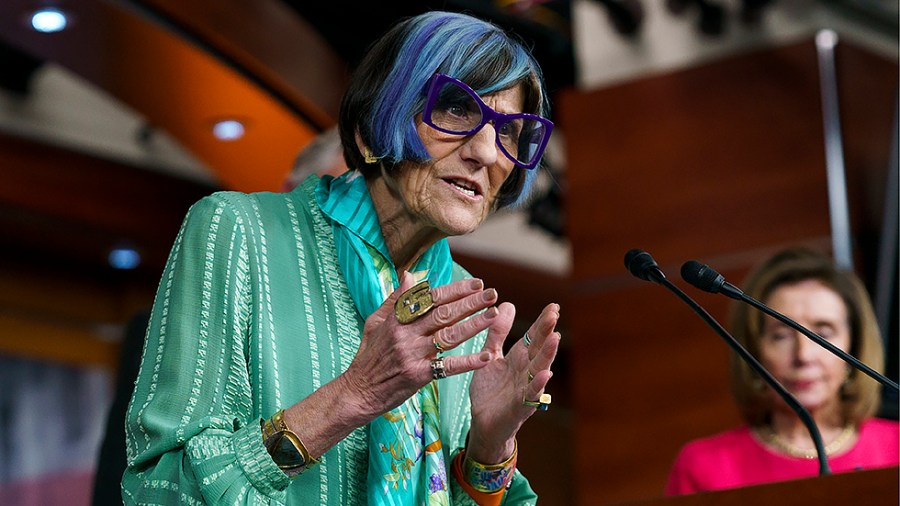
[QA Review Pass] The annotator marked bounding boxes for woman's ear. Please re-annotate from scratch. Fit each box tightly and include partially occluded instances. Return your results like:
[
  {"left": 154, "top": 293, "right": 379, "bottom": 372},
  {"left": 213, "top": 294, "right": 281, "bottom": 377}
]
[{"left": 355, "top": 130, "right": 378, "bottom": 164}]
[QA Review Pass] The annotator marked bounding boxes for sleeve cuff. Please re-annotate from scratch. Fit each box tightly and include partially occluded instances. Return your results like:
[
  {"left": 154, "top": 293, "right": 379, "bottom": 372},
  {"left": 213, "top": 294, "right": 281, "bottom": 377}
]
[{"left": 232, "top": 419, "right": 292, "bottom": 494}]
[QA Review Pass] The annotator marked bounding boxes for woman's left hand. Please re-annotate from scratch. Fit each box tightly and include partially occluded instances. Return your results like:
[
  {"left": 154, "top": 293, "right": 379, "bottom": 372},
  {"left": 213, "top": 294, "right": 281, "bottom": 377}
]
[{"left": 465, "top": 301, "right": 561, "bottom": 463}]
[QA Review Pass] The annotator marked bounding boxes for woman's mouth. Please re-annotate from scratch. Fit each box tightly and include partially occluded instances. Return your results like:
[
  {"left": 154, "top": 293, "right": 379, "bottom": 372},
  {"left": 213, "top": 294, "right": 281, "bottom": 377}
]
[
  {"left": 789, "top": 380, "right": 817, "bottom": 391},
  {"left": 444, "top": 178, "right": 481, "bottom": 198}
]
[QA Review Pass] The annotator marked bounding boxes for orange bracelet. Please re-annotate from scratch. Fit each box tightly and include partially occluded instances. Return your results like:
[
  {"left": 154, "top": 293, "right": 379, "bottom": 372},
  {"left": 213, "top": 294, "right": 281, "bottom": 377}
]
[{"left": 451, "top": 448, "right": 513, "bottom": 506}]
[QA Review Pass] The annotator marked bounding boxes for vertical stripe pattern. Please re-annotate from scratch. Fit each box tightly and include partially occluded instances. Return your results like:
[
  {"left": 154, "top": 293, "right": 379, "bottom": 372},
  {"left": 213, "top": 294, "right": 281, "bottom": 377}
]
[{"left": 121, "top": 175, "right": 535, "bottom": 505}]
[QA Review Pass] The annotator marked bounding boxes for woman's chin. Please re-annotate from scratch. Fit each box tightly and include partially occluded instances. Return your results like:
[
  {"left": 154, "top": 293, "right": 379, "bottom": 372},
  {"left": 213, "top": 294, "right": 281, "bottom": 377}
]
[
  {"left": 795, "top": 393, "right": 839, "bottom": 414},
  {"left": 432, "top": 209, "right": 487, "bottom": 236},
  {"left": 441, "top": 222, "right": 480, "bottom": 237}
]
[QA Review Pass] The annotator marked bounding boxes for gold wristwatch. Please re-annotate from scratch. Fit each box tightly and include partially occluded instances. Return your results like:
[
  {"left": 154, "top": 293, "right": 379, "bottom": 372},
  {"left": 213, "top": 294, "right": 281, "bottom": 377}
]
[{"left": 261, "top": 409, "right": 318, "bottom": 478}]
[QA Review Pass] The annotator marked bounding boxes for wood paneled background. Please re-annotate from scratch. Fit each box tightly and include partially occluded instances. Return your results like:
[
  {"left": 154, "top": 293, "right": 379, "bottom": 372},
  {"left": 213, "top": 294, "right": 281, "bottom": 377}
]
[{"left": 561, "top": 38, "right": 897, "bottom": 504}]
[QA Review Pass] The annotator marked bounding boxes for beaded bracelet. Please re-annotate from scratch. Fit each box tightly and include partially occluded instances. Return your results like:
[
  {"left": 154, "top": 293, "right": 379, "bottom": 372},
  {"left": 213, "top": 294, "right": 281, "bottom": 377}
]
[{"left": 461, "top": 440, "right": 518, "bottom": 493}]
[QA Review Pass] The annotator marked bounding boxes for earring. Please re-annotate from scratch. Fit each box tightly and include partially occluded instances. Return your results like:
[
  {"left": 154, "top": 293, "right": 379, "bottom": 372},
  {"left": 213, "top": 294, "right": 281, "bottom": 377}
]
[
  {"left": 751, "top": 378, "right": 765, "bottom": 392},
  {"left": 840, "top": 366, "right": 854, "bottom": 398},
  {"left": 363, "top": 147, "right": 378, "bottom": 164}
]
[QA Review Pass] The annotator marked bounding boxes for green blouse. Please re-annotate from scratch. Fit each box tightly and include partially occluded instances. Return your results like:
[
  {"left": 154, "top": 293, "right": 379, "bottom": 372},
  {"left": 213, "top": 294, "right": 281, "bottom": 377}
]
[{"left": 122, "top": 176, "right": 537, "bottom": 505}]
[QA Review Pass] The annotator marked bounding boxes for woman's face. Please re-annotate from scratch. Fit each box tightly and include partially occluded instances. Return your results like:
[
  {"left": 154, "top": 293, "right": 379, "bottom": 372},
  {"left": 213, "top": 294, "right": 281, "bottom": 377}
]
[
  {"left": 385, "top": 84, "right": 523, "bottom": 236},
  {"left": 758, "top": 279, "right": 851, "bottom": 414}
]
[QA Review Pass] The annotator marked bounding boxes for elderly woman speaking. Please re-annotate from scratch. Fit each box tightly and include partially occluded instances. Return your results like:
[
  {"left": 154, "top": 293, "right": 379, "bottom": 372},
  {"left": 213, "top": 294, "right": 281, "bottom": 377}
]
[{"left": 123, "top": 11, "right": 561, "bottom": 506}]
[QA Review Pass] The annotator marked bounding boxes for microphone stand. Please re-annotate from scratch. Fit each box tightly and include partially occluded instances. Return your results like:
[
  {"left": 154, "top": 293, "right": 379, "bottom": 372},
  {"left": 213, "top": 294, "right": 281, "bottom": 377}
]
[
  {"left": 626, "top": 249, "right": 830, "bottom": 474},
  {"left": 653, "top": 275, "right": 832, "bottom": 476}
]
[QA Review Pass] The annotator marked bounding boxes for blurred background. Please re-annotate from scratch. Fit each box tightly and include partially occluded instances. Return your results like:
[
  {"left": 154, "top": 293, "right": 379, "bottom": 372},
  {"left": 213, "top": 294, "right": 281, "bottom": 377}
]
[{"left": 0, "top": 0, "right": 896, "bottom": 504}]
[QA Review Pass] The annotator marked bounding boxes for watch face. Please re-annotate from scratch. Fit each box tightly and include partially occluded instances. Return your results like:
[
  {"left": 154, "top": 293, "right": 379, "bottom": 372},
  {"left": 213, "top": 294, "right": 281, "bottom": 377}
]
[{"left": 272, "top": 432, "right": 307, "bottom": 468}]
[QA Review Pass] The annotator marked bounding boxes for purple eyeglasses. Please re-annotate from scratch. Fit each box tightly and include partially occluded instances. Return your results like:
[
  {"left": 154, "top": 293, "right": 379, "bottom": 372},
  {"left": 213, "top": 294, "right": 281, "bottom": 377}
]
[{"left": 422, "top": 73, "right": 553, "bottom": 170}]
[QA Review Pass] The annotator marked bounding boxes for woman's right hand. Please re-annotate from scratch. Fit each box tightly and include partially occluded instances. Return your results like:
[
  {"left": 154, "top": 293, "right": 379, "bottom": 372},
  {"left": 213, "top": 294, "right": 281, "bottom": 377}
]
[
  {"left": 282, "top": 272, "right": 500, "bottom": 460},
  {"left": 340, "top": 271, "right": 501, "bottom": 420}
]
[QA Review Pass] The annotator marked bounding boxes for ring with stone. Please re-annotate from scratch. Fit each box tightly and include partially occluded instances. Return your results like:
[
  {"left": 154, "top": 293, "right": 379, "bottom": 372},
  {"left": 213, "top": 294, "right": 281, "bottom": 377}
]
[
  {"left": 394, "top": 280, "right": 434, "bottom": 324},
  {"left": 522, "top": 393, "right": 551, "bottom": 411}
]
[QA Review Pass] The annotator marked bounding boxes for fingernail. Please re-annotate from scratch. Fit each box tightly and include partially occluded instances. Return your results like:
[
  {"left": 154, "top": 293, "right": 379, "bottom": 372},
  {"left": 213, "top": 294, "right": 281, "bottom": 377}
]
[
  {"left": 482, "top": 288, "right": 497, "bottom": 302},
  {"left": 485, "top": 307, "right": 499, "bottom": 319},
  {"left": 480, "top": 352, "right": 491, "bottom": 362},
  {"left": 470, "top": 278, "right": 484, "bottom": 290}
]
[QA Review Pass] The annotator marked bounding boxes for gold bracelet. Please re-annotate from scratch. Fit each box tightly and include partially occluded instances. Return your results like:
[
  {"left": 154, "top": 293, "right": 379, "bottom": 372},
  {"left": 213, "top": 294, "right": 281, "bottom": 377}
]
[
  {"left": 462, "top": 440, "right": 517, "bottom": 493},
  {"left": 261, "top": 409, "right": 319, "bottom": 478}
]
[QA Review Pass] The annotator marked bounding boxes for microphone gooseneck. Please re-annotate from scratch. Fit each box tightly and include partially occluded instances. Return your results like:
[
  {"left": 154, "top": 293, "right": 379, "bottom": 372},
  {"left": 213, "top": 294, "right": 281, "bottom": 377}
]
[
  {"left": 681, "top": 260, "right": 899, "bottom": 393},
  {"left": 625, "top": 250, "right": 831, "bottom": 476}
]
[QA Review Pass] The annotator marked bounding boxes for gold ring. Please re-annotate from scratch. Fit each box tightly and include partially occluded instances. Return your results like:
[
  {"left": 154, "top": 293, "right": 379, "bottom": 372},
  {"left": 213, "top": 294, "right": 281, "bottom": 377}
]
[
  {"left": 394, "top": 280, "right": 434, "bottom": 324},
  {"left": 527, "top": 370, "right": 535, "bottom": 382},
  {"left": 522, "top": 393, "right": 551, "bottom": 411},
  {"left": 433, "top": 337, "right": 446, "bottom": 353},
  {"left": 431, "top": 358, "right": 446, "bottom": 380},
  {"left": 523, "top": 332, "right": 532, "bottom": 348}
]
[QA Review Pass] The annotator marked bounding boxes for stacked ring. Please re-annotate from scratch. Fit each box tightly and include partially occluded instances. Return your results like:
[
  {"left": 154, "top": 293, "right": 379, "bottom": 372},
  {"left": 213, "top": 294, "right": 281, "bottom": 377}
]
[
  {"left": 431, "top": 358, "right": 446, "bottom": 380},
  {"left": 433, "top": 337, "right": 446, "bottom": 353},
  {"left": 523, "top": 332, "right": 532, "bottom": 348},
  {"left": 527, "top": 370, "right": 535, "bottom": 382},
  {"left": 522, "top": 393, "right": 551, "bottom": 411}
]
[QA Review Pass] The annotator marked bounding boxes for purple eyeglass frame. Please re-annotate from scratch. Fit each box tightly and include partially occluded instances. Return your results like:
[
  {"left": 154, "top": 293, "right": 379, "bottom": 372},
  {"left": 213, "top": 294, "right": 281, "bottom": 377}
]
[{"left": 422, "top": 73, "right": 553, "bottom": 170}]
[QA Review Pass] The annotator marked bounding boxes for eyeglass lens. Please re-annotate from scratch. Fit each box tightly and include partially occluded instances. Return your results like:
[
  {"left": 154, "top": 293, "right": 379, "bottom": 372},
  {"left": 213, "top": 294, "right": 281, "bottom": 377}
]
[{"left": 428, "top": 80, "right": 547, "bottom": 167}]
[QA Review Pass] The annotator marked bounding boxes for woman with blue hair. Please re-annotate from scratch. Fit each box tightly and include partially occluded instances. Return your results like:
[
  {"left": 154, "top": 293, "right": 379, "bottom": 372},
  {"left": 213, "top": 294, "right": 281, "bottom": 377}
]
[{"left": 123, "top": 10, "right": 560, "bottom": 506}]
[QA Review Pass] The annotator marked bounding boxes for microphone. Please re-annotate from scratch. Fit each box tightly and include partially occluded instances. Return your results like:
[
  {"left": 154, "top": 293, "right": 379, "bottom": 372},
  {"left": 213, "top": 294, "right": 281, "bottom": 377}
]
[
  {"left": 680, "top": 260, "right": 743, "bottom": 299},
  {"left": 625, "top": 248, "right": 666, "bottom": 283},
  {"left": 625, "top": 249, "right": 831, "bottom": 476},
  {"left": 681, "top": 260, "right": 899, "bottom": 393}
]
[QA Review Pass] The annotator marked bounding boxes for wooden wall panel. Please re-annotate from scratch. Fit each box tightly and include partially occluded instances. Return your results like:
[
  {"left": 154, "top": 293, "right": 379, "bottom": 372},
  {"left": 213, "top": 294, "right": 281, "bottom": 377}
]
[
  {"left": 566, "top": 41, "right": 832, "bottom": 281},
  {"left": 560, "top": 38, "right": 897, "bottom": 505},
  {"left": 0, "top": 132, "right": 216, "bottom": 276},
  {"left": 0, "top": 132, "right": 217, "bottom": 369}
]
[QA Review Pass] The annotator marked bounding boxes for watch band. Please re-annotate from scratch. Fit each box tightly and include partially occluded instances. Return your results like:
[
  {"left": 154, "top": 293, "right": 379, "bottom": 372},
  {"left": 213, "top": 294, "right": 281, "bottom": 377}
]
[{"left": 261, "top": 409, "right": 319, "bottom": 478}]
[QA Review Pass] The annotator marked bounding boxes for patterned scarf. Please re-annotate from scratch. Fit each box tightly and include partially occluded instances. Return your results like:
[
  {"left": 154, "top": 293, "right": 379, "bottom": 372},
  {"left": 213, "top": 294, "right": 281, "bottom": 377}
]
[{"left": 316, "top": 172, "right": 452, "bottom": 505}]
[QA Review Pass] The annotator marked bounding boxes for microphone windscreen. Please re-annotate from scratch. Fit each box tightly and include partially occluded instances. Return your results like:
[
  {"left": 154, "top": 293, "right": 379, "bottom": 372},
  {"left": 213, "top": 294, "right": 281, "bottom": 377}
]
[
  {"left": 625, "top": 249, "right": 659, "bottom": 281},
  {"left": 681, "top": 260, "right": 724, "bottom": 293}
]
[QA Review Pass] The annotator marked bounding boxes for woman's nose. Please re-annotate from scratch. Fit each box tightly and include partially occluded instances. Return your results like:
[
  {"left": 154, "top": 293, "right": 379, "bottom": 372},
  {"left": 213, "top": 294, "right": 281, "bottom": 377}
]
[
  {"left": 793, "top": 334, "right": 819, "bottom": 363},
  {"left": 461, "top": 123, "right": 499, "bottom": 167}
]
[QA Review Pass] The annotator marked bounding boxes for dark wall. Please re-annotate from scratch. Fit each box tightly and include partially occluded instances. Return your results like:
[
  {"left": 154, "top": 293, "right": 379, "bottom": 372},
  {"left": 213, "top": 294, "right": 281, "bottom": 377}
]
[{"left": 560, "top": 38, "right": 897, "bottom": 504}]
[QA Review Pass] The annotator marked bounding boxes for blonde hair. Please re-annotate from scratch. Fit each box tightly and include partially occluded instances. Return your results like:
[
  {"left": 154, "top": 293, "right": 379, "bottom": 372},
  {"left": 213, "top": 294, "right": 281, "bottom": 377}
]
[{"left": 729, "top": 247, "right": 884, "bottom": 427}]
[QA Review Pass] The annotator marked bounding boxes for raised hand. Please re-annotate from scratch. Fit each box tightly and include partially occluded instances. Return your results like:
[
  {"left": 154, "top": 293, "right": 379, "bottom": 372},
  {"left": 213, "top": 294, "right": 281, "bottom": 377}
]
[
  {"left": 341, "top": 272, "right": 502, "bottom": 421},
  {"left": 466, "top": 302, "right": 561, "bottom": 463}
]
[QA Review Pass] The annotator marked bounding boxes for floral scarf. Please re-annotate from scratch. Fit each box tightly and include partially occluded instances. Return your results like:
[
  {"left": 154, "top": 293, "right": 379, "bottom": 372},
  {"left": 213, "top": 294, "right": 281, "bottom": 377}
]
[{"left": 316, "top": 172, "right": 452, "bottom": 505}]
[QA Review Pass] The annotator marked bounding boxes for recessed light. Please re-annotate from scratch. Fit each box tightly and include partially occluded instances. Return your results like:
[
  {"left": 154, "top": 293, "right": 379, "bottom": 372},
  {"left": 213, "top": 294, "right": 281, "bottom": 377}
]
[
  {"left": 31, "top": 8, "right": 68, "bottom": 33},
  {"left": 212, "top": 119, "right": 245, "bottom": 141},
  {"left": 108, "top": 247, "right": 141, "bottom": 270}
]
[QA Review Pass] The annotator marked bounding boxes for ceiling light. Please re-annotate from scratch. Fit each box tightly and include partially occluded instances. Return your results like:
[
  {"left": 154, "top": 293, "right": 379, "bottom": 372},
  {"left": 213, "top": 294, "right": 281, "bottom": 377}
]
[
  {"left": 212, "top": 119, "right": 245, "bottom": 141},
  {"left": 108, "top": 247, "right": 141, "bottom": 270},
  {"left": 30, "top": 8, "right": 68, "bottom": 33}
]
